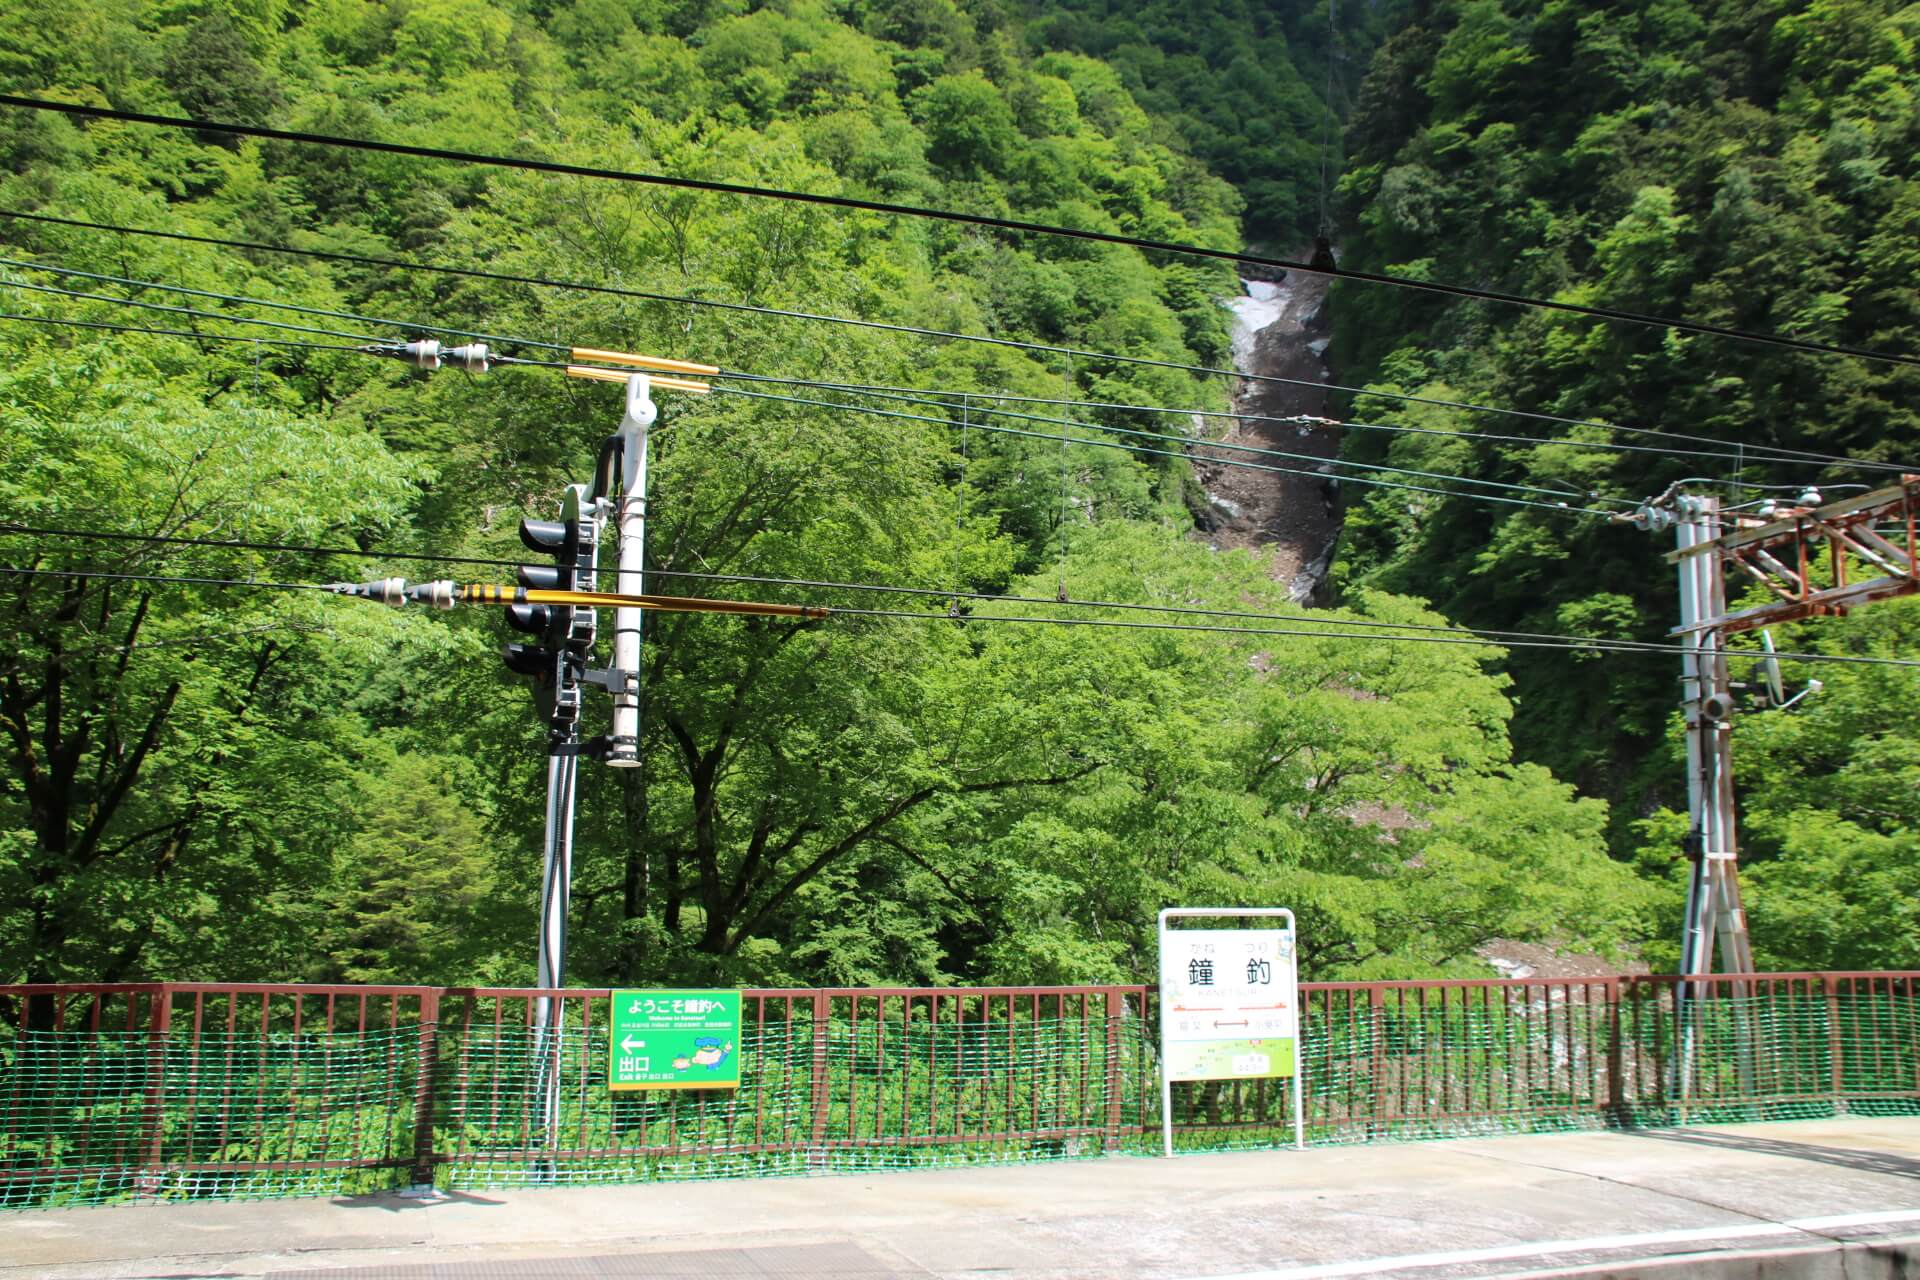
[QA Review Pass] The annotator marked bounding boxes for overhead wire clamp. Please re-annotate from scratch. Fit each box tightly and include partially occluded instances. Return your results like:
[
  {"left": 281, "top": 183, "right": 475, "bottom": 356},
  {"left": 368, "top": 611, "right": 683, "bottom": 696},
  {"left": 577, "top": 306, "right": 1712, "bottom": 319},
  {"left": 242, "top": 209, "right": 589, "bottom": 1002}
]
[{"left": 362, "top": 338, "right": 491, "bottom": 372}]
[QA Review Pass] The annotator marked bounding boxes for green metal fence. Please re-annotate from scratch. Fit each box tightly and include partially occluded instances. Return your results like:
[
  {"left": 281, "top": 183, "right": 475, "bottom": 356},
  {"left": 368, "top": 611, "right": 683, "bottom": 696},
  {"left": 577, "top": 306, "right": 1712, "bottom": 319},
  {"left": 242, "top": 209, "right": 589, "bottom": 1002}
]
[{"left": 3, "top": 973, "right": 1915, "bottom": 1208}]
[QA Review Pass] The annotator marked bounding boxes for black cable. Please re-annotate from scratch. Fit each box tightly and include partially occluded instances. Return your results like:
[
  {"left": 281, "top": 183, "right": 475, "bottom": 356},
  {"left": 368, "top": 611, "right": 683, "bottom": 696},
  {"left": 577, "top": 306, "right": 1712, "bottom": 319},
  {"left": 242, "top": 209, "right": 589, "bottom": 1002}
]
[
  {"left": 0, "top": 522, "right": 519, "bottom": 570},
  {"left": 719, "top": 373, "right": 1626, "bottom": 506},
  {"left": 20, "top": 221, "right": 1839, "bottom": 479},
  {"left": 15, "top": 307, "right": 1610, "bottom": 513},
  {"left": 0, "top": 278, "right": 381, "bottom": 343},
  {"left": 827, "top": 607, "right": 1920, "bottom": 669},
  {"left": 15, "top": 552, "right": 1920, "bottom": 671},
  {"left": 3, "top": 304, "right": 1874, "bottom": 522},
  {"left": 0, "top": 565, "right": 341, "bottom": 593},
  {"left": 725, "top": 376, "right": 1914, "bottom": 476},
  {"left": 6, "top": 95, "right": 1914, "bottom": 369},
  {"left": 0, "top": 520, "right": 1697, "bottom": 650},
  {"left": 0, "top": 310, "right": 369, "bottom": 354},
  {"left": 0, "top": 253, "right": 567, "bottom": 351},
  {"left": 12, "top": 565, "right": 1909, "bottom": 670},
  {"left": 11, "top": 210, "right": 1912, "bottom": 475},
  {"left": 708, "top": 383, "right": 1618, "bottom": 516}
]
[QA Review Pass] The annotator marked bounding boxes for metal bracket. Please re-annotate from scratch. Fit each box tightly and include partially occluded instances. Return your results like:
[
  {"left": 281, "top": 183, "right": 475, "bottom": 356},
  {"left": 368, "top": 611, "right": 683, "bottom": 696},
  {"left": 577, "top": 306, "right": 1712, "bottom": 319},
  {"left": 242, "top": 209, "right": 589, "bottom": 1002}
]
[{"left": 580, "top": 667, "right": 640, "bottom": 695}]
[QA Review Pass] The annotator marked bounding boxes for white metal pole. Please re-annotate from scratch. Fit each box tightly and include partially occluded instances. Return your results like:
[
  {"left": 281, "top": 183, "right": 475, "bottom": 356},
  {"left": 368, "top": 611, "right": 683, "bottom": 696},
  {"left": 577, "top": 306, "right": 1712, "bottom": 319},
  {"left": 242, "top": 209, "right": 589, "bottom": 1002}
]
[
  {"left": 607, "top": 374, "right": 654, "bottom": 768},
  {"left": 1676, "top": 498, "right": 1713, "bottom": 981},
  {"left": 533, "top": 749, "right": 575, "bottom": 1169}
]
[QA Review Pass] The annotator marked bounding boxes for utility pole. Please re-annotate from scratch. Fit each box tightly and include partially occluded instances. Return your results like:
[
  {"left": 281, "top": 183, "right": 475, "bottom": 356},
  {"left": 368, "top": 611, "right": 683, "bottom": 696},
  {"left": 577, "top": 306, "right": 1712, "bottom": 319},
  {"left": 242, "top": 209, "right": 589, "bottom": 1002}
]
[
  {"left": 343, "top": 341, "right": 825, "bottom": 1175},
  {"left": 1633, "top": 475, "right": 1919, "bottom": 978},
  {"left": 1669, "top": 494, "right": 1753, "bottom": 981},
  {"left": 604, "top": 374, "right": 652, "bottom": 769}
]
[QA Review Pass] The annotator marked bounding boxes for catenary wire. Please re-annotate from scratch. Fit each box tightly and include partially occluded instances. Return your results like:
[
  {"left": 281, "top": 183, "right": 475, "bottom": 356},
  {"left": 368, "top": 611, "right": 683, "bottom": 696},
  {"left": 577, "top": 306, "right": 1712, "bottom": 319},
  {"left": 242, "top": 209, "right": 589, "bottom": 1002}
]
[
  {"left": 722, "top": 376, "right": 1902, "bottom": 474},
  {"left": 0, "top": 520, "right": 1702, "bottom": 651},
  {"left": 4, "top": 95, "right": 1915, "bottom": 370},
  {"left": 715, "top": 372, "right": 1629, "bottom": 506},
  {"left": 25, "top": 519, "right": 1913, "bottom": 660},
  {"left": 703, "top": 382, "right": 1619, "bottom": 516},
  {"left": 4, "top": 307, "right": 1627, "bottom": 516},
  {"left": 16, "top": 228, "right": 1856, "bottom": 481},
  {"left": 0, "top": 310, "right": 372, "bottom": 354},
  {"left": 0, "top": 277, "right": 383, "bottom": 344},
  {"left": 0, "top": 254, "right": 569, "bottom": 352},
  {"left": 5, "top": 563, "right": 1914, "bottom": 671},
  {"left": 12, "top": 301, "right": 1895, "bottom": 535},
  {"left": 10, "top": 208, "right": 1912, "bottom": 477}
]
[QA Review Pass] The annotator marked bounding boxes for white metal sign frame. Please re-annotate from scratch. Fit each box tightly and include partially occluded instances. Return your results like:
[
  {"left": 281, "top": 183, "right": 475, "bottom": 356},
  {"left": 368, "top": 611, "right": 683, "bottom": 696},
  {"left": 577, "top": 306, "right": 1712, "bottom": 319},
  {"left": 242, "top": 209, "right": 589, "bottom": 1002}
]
[{"left": 1157, "top": 906, "right": 1302, "bottom": 1157}]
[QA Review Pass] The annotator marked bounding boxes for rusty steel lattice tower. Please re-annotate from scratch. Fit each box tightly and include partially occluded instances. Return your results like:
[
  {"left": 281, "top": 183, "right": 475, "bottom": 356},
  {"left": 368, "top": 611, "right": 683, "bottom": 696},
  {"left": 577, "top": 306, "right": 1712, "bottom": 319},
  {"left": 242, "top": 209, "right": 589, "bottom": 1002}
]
[{"left": 1636, "top": 476, "right": 1919, "bottom": 978}]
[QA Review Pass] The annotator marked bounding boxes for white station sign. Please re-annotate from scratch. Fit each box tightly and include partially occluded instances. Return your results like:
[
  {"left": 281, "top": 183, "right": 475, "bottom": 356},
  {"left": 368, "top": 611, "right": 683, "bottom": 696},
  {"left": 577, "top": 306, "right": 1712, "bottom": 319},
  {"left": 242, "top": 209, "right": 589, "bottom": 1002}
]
[
  {"left": 1159, "top": 926, "right": 1299, "bottom": 1080},
  {"left": 1157, "top": 907, "right": 1303, "bottom": 1155}
]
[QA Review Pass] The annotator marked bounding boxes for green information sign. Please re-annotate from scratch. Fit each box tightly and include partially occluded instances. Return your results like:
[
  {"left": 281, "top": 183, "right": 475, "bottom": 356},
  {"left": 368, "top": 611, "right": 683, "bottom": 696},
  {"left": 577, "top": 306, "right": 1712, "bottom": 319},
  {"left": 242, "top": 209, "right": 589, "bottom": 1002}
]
[{"left": 608, "top": 989, "right": 743, "bottom": 1091}]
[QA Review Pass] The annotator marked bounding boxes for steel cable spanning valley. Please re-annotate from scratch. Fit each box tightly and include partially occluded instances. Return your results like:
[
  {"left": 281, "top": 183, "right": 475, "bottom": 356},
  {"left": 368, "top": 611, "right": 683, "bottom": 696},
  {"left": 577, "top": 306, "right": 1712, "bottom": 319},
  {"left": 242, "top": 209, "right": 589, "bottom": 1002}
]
[
  {"left": 2, "top": 554, "right": 1916, "bottom": 673},
  {"left": 7, "top": 208, "right": 1916, "bottom": 478},
  {"left": 4, "top": 95, "right": 1919, "bottom": 370},
  {"left": 0, "top": 281, "right": 1625, "bottom": 514},
  {"left": 7, "top": 254, "right": 1913, "bottom": 508},
  {"left": 0, "top": 254, "right": 1618, "bottom": 506},
  {"left": 4, "top": 257, "right": 1915, "bottom": 670}
]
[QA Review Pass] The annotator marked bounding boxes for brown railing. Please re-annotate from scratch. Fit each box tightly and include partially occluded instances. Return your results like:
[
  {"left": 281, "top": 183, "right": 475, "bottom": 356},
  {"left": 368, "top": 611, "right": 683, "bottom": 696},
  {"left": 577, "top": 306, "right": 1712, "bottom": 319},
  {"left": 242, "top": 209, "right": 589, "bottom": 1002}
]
[{"left": 3, "top": 973, "right": 1916, "bottom": 1206}]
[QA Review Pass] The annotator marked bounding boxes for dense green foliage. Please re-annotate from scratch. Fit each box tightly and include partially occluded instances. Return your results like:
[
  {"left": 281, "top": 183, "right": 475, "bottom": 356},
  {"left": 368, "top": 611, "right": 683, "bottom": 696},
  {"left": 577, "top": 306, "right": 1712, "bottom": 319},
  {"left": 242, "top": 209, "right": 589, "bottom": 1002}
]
[
  {"left": 1022, "top": 0, "right": 1394, "bottom": 243},
  {"left": 1332, "top": 3, "right": 1919, "bottom": 801},
  {"left": 2, "top": 0, "right": 1910, "bottom": 992}
]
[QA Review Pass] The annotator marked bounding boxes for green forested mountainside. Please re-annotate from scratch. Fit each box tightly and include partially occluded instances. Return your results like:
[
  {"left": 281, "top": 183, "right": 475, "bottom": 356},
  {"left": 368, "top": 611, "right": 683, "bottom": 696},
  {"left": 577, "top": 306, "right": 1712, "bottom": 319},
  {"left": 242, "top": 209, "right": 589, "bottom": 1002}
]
[
  {"left": 0, "top": 0, "right": 1909, "bottom": 991},
  {"left": 1021, "top": 0, "right": 1392, "bottom": 243},
  {"left": 0, "top": 0, "right": 1646, "bottom": 989},
  {"left": 1329, "top": 0, "right": 1920, "bottom": 963}
]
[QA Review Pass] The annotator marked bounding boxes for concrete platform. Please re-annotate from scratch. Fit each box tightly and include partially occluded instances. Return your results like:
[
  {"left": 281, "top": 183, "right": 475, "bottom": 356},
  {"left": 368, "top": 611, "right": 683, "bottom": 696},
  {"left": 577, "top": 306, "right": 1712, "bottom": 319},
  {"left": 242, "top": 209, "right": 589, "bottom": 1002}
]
[{"left": 4, "top": 1119, "right": 1919, "bottom": 1280}]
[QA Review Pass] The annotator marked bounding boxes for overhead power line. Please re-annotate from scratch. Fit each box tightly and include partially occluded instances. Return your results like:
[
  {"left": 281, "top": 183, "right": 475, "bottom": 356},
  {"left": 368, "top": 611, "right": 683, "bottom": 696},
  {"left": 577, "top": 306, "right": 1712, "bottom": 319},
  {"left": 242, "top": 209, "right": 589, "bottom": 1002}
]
[
  {"left": 704, "top": 382, "right": 1618, "bottom": 516},
  {"left": 0, "top": 520, "right": 1681, "bottom": 649},
  {"left": 10, "top": 210, "right": 1913, "bottom": 477},
  {"left": 718, "top": 373, "right": 1633, "bottom": 507},
  {"left": 0, "top": 254, "right": 566, "bottom": 352},
  {"left": 5, "top": 95, "right": 1915, "bottom": 370},
  {"left": 2, "top": 306, "right": 1620, "bottom": 515},
  {"left": 5, "top": 563, "right": 1915, "bottom": 671},
  {"left": 1, "top": 277, "right": 384, "bottom": 344},
  {"left": 0, "top": 309, "right": 369, "bottom": 354},
  {"left": 730, "top": 376, "right": 1910, "bottom": 475}
]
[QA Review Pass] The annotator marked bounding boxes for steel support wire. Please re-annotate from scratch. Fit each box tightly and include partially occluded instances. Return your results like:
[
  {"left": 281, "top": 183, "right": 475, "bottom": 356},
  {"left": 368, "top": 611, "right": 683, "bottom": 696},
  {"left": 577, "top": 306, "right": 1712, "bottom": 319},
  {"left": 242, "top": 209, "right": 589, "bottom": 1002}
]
[
  {"left": 715, "top": 374, "right": 1625, "bottom": 508},
  {"left": 0, "top": 521, "right": 1705, "bottom": 651},
  {"left": 0, "top": 310, "right": 370, "bottom": 354},
  {"left": 721, "top": 375, "right": 1894, "bottom": 475},
  {"left": 0, "top": 278, "right": 382, "bottom": 345},
  {"left": 7, "top": 564, "right": 1917, "bottom": 669},
  {"left": 0, "top": 304, "right": 1871, "bottom": 521},
  {"left": 9, "top": 209, "right": 1915, "bottom": 477},
  {"left": 2, "top": 291, "right": 1627, "bottom": 513},
  {"left": 0, "top": 254, "right": 567, "bottom": 352},
  {"left": 7, "top": 94, "right": 1917, "bottom": 370},
  {"left": 707, "top": 383, "right": 1618, "bottom": 517}
]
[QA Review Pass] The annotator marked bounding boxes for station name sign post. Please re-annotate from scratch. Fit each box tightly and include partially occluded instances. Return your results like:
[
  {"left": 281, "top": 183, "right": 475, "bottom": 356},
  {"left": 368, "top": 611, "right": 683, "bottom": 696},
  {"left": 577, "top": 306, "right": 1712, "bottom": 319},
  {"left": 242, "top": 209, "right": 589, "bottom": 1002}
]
[{"left": 1157, "top": 907, "right": 1302, "bottom": 1157}]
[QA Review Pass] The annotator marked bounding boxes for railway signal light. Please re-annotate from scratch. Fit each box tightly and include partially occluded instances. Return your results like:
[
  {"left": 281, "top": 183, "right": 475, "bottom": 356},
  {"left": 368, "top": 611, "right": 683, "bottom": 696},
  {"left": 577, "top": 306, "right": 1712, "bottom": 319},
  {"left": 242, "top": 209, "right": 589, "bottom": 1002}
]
[{"left": 499, "top": 488, "right": 598, "bottom": 733}]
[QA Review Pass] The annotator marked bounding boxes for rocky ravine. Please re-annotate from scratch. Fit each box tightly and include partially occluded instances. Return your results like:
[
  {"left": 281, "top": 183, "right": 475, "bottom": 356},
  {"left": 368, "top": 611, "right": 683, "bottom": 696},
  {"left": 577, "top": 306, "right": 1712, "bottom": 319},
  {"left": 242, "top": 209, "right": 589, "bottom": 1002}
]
[{"left": 1190, "top": 263, "right": 1341, "bottom": 604}]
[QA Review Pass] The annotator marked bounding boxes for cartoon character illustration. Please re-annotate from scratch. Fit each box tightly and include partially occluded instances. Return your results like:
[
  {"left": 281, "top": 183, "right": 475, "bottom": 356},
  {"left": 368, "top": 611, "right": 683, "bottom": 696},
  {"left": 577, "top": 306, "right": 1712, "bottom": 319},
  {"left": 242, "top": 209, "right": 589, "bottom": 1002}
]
[{"left": 671, "top": 1037, "right": 734, "bottom": 1072}]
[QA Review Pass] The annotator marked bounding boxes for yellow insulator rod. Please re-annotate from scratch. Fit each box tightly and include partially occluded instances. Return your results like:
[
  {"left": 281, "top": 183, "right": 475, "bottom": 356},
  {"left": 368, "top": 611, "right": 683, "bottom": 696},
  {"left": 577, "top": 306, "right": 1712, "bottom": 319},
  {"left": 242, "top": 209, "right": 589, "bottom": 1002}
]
[
  {"left": 566, "top": 364, "right": 710, "bottom": 393},
  {"left": 571, "top": 347, "right": 721, "bottom": 376},
  {"left": 459, "top": 583, "right": 828, "bottom": 620}
]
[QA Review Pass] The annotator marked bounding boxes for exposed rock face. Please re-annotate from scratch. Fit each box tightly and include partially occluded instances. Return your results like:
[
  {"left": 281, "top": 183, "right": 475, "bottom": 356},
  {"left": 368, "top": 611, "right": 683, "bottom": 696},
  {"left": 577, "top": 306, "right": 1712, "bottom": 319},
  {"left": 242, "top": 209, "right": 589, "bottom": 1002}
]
[{"left": 1190, "top": 261, "right": 1341, "bottom": 605}]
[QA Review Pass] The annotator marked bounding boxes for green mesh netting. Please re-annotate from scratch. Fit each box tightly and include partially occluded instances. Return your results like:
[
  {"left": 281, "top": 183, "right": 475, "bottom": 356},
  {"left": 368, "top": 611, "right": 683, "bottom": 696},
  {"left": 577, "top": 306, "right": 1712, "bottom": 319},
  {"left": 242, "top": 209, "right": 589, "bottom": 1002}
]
[
  {"left": 439, "top": 1014, "right": 1149, "bottom": 1188},
  {"left": 4, "top": 987, "right": 1916, "bottom": 1207},
  {"left": 0, "top": 1026, "right": 418, "bottom": 1207}
]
